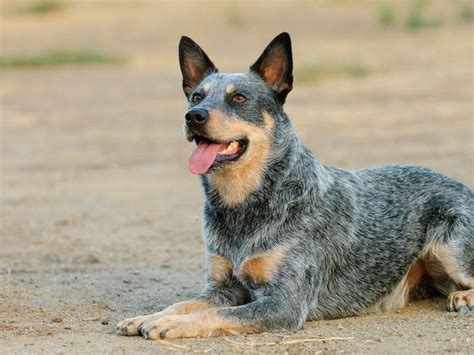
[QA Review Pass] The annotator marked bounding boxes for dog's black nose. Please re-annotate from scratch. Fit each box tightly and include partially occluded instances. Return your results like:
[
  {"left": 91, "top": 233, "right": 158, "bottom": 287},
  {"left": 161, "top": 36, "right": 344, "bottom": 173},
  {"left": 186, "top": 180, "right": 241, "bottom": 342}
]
[{"left": 185, "top": 108, "right": 208, "bottom": 126}]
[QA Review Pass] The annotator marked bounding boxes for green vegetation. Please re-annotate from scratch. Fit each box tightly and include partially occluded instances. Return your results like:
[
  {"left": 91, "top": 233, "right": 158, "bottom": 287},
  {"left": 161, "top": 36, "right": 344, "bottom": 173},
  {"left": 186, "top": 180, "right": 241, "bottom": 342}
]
[
  {"left": 406, "top": 0, "right": 442, "bottom": 29},
  {"left": 0, "top": 50, "right": 126, "bottom": 69},
  {"left": 377, "top": 2, "right": 396, "bottom": 26},
  {"left": 459, "top": 3, "right": 474, "bottom": 22},
  {"left": 295, "top": 62, "right": 370, "bottom": 84},
  {"left": 5, "top": 1, "right": 66, "bottom": 16},
  {"left": 376, "top": 0, "right": 447, "bottom": 29}
]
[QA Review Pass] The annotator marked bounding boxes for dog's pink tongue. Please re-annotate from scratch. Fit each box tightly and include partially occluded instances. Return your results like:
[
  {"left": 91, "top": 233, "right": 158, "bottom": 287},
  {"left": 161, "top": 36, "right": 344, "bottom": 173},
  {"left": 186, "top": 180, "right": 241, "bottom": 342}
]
[{"left": 188, "top": 142, "right": 225, "bottom": 175}]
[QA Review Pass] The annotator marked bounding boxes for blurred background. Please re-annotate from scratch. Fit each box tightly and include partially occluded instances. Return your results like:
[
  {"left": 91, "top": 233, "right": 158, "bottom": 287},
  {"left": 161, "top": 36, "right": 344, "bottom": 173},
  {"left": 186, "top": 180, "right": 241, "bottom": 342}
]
[{"left": 1, "top": 0, "right": 473, "bottom": 352}]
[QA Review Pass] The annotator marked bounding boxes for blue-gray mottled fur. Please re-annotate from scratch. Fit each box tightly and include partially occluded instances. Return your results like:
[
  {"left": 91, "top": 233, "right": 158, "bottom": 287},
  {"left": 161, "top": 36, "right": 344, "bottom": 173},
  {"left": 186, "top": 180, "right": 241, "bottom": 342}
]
[{"left": 182, "top": 34, "right": 474, "bottom": 331}]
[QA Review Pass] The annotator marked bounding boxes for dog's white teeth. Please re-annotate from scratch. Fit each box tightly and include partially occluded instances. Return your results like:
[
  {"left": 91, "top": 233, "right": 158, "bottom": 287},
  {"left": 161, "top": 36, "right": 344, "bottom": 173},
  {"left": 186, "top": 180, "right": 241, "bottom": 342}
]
[
  {"left": 221, "top": 141, "right": 239, "bottom": 155},
  {"left": 228, "top": 141, "right": 238, "bottom": 150}
]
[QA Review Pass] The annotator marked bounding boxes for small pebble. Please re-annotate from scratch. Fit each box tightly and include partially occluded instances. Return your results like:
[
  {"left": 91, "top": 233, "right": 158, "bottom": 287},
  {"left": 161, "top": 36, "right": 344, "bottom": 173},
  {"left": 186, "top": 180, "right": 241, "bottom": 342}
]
[{"left": 86, "top": 255, "right": 100, "bottom": 264}]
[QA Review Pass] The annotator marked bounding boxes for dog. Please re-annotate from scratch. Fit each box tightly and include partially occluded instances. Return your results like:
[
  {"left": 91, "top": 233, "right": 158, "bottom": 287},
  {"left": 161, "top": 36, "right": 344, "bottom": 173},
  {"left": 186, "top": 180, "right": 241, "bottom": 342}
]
[{"left": 117, "top": 32, "right": 473, "bottom": 340}]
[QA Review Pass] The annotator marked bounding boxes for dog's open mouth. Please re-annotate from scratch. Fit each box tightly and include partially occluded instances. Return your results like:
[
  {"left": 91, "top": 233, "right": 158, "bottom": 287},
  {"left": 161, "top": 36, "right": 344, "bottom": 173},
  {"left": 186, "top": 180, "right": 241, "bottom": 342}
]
[{"left": 188, "top": 134, "right": 248, "bottom": 175}]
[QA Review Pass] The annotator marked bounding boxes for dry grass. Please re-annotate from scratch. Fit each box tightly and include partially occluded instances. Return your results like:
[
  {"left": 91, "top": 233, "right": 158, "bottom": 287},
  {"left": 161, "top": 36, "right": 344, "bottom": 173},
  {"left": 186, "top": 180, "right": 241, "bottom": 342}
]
[
  {"left": 459, "top": 3, "right": 474, "bottom": 22},
  {"left": 4, "top": 0, "right": 66, "bottom": 16},
  {"left": 0, "top": 50, "right": 125, "bottom": 68},
  {"left": 295, "top": 62, "right": 371, "bottom": 84},
  {"left": 406, "top": 0, "right": 442, "bottom": 29}
]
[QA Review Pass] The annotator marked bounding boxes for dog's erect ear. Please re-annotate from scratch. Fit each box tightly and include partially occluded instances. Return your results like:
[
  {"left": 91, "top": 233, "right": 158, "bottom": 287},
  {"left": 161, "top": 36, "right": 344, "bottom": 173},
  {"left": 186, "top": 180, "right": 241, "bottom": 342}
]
[
  {"left": 179, "top": 36, "right": 218, "bottom": 96},
  {"left": 250, "top": 32, "right": 293, "bottom": 103}
]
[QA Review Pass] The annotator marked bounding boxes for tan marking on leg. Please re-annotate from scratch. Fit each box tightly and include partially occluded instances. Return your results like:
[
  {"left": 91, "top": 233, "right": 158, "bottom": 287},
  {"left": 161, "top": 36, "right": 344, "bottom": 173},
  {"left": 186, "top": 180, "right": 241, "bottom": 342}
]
[
  {"left": 423, "top": 242, "right": 473, "bottom": 288},
  {"left": 141, "top": 308, "right": 261, "bottom": 339},
  {"left": 208, "top": 254, "right": 232, "bottom": 283},
  {"left": 447, "top": 289, "right": 474, "bottom": 312},
  {"left": 225, "top": 84, "right": 236, "bottom": 94},
  {"left": 116, "top": 299, "right": 210, "bottom": 336},
  {"left": 206, "top": 110, "right": 274, "bottom": 207},
  {"left": 406, "top": 259, "right": 426, "bottom": 290},
  {"left": 239, "top": 246, "right": 286, "bottom": 285},
  {"left": 203, "top": 83, "right": 211, "bottom": 93},
  {"left": 164, "top": 299, "right": 210, "bottom": 315}
]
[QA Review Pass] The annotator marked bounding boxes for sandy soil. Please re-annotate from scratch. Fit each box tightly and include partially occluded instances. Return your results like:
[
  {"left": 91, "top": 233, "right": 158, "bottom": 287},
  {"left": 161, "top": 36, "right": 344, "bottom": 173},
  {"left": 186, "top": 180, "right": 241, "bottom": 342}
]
[{"left": 1, "top": 1, "right": 473, "bottom": 353}]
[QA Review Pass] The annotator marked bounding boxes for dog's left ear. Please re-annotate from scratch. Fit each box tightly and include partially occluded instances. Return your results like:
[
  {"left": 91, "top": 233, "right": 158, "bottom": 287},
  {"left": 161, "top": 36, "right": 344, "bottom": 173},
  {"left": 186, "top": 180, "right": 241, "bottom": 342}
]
[
  {"left": 179, "top": 36, "right": 218, "bottom": 96},
  {"left": 250, "top": 32, "right": 293, "bottom": 103}
]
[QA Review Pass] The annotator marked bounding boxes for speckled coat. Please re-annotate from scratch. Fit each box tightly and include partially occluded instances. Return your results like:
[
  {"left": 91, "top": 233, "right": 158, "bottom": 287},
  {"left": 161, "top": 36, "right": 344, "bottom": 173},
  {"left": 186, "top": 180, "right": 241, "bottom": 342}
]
[{"left": 117, "top": 33, "right": 473, "bottom": 340}]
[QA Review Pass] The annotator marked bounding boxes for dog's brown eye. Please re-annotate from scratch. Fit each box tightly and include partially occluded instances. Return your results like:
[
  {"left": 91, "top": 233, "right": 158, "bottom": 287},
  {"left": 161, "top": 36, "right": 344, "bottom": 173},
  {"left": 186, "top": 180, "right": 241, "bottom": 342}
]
[
  {"left": 233, "top": 94, "right": 247, "bottom": 104},
  {"left": 192, "top": 93, "right": 203, "bottom": 104}
]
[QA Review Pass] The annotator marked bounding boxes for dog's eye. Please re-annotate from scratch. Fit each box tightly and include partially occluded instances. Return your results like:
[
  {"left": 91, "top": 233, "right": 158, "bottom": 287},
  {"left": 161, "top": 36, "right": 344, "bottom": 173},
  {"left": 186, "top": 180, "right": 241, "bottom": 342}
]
[
  {"left": 232, "top": 94, "right": 247, "bottom": 104},
  {"left": 192, "top": 93, "right": 203, "bottom": 104}
]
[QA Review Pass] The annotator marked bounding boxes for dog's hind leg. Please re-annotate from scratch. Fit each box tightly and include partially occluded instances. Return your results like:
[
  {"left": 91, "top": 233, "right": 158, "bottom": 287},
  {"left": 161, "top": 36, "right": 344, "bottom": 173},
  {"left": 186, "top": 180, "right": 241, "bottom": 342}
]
[{"left": 423, "top": 205, "right": 473, "bottom": 316}]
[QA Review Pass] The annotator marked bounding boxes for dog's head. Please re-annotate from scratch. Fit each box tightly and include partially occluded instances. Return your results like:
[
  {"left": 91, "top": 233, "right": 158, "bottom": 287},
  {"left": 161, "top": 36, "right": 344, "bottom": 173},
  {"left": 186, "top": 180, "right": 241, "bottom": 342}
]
[{"left": 179, "top": 33, "right": 294, "bottom": 206}]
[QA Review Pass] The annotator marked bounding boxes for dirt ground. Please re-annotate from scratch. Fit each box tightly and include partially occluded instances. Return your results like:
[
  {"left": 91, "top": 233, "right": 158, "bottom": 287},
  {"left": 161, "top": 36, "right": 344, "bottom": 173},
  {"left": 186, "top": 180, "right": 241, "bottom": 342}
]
[{"left": 1, "top": 1, "right": 473, "bottom": 353}]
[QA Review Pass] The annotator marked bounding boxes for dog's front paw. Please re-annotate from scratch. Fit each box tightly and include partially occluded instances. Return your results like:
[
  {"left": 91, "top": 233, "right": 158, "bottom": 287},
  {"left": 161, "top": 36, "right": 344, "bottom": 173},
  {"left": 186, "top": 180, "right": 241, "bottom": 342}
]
[
  {"left": 116, "top": 315, "right": 152, "bottom": 336},
  {"left": 447, "top": 289, "right": 474, "bottom": 317},
  {"left": 140, "top": 314, "right": 208, "bottom": 339}
]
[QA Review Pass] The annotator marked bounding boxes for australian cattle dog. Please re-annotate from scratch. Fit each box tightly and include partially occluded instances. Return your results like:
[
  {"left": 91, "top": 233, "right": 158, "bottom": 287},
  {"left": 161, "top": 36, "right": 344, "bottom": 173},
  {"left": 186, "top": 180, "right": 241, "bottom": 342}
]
[{"left": 117, "top": 33, "right": 473, "bottom": 339}]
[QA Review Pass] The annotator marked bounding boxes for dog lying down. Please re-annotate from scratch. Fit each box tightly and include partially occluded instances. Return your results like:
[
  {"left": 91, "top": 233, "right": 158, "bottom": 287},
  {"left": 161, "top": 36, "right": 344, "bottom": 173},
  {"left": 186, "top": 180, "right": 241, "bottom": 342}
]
[{"left": 117, "top": 33, "right": 474, "bottom": 339}]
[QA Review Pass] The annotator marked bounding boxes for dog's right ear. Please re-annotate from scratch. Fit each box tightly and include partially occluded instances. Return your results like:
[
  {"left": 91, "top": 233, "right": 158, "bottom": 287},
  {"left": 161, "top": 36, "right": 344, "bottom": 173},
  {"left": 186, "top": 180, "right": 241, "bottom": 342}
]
[{"left": 179, "top": 36, "right": 218, "bottom": 97}]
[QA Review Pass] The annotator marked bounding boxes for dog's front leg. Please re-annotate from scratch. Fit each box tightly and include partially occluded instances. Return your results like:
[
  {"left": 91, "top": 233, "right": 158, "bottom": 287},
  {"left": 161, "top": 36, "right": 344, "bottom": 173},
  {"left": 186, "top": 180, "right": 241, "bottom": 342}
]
[
  {"left": 117, "top": 289, "right": 249, "bottom": 337},
  {"left": 140, "top": 271, "right": 316, "bottom": 339},
  {"left": 116, "top": 299, "right": 211, "bottom": 336},
  {"left": 116, "top": 254, "right": 248, "bottom": 336}
]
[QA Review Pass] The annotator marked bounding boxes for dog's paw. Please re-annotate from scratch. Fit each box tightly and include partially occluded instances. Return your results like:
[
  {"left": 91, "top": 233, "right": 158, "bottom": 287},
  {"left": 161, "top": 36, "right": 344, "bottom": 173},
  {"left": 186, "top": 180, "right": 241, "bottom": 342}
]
[
  {"left": 447, "top": 289, "right": 474, "bottom": 317},
  {"left": 116, "top": 315, "right": 151, "bottom": 336},
  {"left": 140, "top": 314, "right": 207, "bottom": 340}
]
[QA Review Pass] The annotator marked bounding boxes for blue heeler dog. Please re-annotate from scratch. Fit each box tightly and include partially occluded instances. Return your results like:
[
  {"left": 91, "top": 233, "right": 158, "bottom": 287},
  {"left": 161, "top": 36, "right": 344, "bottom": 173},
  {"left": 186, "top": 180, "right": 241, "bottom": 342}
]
[{"left": 117, "top": 33, "right": 473, "bottom": 339}]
